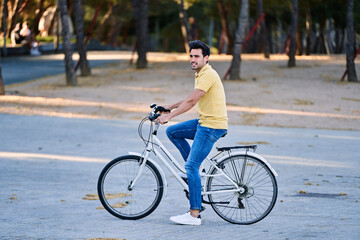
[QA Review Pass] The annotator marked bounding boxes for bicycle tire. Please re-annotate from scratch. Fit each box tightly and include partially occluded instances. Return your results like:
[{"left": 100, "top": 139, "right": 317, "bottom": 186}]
[
  {"left": 97, "top": 155, "right": 164, "bottom": 220},
  {"left": 206, "top": 154, "right": 278, "bottom": 224}
]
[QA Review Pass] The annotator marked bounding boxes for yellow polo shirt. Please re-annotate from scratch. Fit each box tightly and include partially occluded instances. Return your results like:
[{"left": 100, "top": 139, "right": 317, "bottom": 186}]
[{"left": 195, "top": 64, "right": 228, "bottom": 129}]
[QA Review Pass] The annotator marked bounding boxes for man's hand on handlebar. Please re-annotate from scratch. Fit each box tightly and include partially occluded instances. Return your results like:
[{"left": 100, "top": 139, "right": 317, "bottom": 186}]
[
  {"left": 155, "top": 105, "right": 171, "bottom": 124},
  {"left": 155, "top": 106, "right": 171, "bottom": 114},
  {"left": 156, "top": 112, "right": 171, "bottom": 125},
  {"left": 149, "top": 104, "right": 171, "bottom": 124}
]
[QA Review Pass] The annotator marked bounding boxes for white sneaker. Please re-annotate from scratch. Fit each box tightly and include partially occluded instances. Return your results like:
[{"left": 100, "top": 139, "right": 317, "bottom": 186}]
[{"left": 170, "top": 212, "right": 201, "bottom": 226}]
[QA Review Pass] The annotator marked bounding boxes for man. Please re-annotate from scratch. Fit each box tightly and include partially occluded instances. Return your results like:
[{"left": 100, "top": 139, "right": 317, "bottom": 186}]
[{"left": 157, "top": 40, "right": 228, "bottom": 225}]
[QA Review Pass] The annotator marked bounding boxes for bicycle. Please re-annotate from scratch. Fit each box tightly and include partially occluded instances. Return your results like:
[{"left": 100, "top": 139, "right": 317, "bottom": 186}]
[{"left": 97, "top": 104, "right": 278, "bottom": 225}]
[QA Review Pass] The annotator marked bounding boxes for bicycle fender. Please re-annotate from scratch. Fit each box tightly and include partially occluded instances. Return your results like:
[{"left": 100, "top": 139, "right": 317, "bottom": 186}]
[
  {"left": 128, "top": 152, "right": 168, "bottom": 196},
  {"left": 217, "top": 151, "right": 278, "bottom": 177}
]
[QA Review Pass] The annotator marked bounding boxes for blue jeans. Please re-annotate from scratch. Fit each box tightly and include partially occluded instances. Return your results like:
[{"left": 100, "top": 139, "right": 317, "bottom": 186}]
[{"left": 166, "top": 119, "right": 227, "bottom": 210}]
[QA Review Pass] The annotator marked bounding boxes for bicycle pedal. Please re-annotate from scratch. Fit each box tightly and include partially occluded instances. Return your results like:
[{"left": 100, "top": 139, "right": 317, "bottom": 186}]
[{"left": 200, "top": 206, "right": 206, "bottom": 212}]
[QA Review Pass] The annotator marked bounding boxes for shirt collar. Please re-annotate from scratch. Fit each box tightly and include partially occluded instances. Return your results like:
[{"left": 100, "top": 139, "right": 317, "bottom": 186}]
[{"left": 195, "top": 63, "right": 211, "bottom": 78}]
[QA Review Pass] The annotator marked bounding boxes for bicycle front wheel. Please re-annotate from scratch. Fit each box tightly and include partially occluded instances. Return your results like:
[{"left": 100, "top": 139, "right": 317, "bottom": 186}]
[
  {"left": 97, "top": 155, "right": 164, "bottom": 220},
  {"left": 206, "top": 155, "right": 277, "bottom": 224}
]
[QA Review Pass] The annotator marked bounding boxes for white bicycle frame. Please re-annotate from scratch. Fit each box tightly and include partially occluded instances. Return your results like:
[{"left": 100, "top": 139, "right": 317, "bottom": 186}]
[{"left": 127, "top": 123, "right": 278, "bottom": 198}]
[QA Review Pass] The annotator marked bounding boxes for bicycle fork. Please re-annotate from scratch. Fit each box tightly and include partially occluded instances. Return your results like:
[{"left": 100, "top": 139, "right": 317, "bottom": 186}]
[{"left": 127, "top": 150, "right": 151, "bottom": 191}]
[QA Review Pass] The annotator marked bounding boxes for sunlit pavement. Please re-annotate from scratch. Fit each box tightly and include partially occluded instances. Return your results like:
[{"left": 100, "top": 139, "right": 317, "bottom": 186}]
[{"left": 0, "top": 113, "right": 359, "bottom": 239}]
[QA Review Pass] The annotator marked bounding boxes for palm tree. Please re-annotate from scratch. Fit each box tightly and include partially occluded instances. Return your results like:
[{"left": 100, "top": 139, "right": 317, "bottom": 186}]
[
  {"left": 229, "top": 0, "right": 249, "bottom": 80},
  {"left": 346, "top": 0, "right": 358, "bottom": 82}
]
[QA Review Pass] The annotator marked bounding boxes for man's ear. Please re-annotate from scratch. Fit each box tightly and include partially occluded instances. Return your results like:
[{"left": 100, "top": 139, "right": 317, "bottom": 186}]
[{"left": 204, "top": 55, "right": 209, "bottom": 63}]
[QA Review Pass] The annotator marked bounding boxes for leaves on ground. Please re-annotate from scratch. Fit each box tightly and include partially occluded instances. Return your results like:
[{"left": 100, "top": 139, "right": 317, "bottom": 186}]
[
  {"left": 83, "top": 193, "right": 131, "bottom": 200},
  {"left": 96, "top": 202, "right": 127, "bottom": 210}
]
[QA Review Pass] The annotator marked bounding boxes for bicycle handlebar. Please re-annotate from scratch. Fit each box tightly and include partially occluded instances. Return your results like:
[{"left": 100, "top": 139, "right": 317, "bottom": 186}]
[{"left": 148, "top": 104, "right": 170, "bottom": 121}]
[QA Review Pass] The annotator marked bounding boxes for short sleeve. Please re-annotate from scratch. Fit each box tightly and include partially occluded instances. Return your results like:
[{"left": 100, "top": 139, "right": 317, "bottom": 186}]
[{"left": 195, "top": 73, "right": 215, "bottom": 92}]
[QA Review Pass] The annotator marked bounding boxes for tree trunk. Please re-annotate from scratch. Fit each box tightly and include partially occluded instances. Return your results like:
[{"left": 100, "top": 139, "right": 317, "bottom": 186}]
[
  {"left": 346, "top": 0, "right": 358, "bottom": 82},
  {"left": 230, "top": 0, "right": 248, "bottom": 80},
  {"left": 8, "top": 0, "right": 23, "bottom": 38},
  {"left": 288, "top": 0, "right": 298, "bottom": 68},
  {"left": 257, "top": 0, "right": 269, "bottom": 58},
  {"left": 107, "top": 18, "right": 122, "bottom": 46},
  {"left": 106, "top": 4, "right": 122, "bottom": 46},
  {"left": 176, "top": 0, "right": 190, "bottom": 54},
  {"left": 217, "top": 0, "right": 233, "bottom": 54},
  {"left": 74, "top": 0, "right": 91, "bottom": 76},
  {"left": 131, "top": 0, "right": 148, "bottom": 69},
  {"left": 54, "top": 8, "right": 60, "bottom": 52},
  {"left": 296, "top": 30, "right": 303, "bottom": 55},
  {"left": 32, "top": 0, "right": 45, "bottom": 36},
  {"left": 95, "top": 2, "right": 114, "bottom": 42},
  {"left": 339, "top": 28, "right": 345, "bottom": 53},
  {"left": 0, "top": 0, "right": 3, "bottom": 32},
  {"left": 305, "top": 6, "right": 311, "bottom": 55},
  {"left": 335, "top": 29, "right": 341, "bottom": 53},
  {"left": 2, "top": 0, "right": 8, "bottom": 57},
  {"left": 0, "top": 52, "right": 5, "bottom": 95},
  {"left": 59, "top": 0, "right": 77, "bottom": 86},
  {"left": 266, "top": 16, "right": 273, "bottom": 53},
  {"left": 318, "top": 19, "right": 327, "bottom": 54}
]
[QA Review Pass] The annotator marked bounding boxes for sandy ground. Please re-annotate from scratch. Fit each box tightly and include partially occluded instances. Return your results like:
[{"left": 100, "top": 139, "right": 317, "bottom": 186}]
[{"left": 1, "top": 52, "right": 359, "bottom": 130}]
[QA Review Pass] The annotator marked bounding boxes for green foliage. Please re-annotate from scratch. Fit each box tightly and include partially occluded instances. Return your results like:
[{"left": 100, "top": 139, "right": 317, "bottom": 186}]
[
  {"left": 35, "top": 35, "right": 54, "bottom": 42},
  {"left": 0, "top": 38, "right": 12, "bottom": 46},
  {"left": 3, "top": 0, "right": 360, "bottom": 53}
]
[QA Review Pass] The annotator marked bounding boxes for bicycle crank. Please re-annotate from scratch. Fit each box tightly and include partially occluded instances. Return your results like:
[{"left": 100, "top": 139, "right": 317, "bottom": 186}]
[{"left": 184, "top": 190, "right": 230, "bottom": 205}]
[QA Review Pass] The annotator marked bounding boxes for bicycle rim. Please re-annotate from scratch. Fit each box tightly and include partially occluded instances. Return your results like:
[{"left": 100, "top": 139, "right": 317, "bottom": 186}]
[
  {"left": 207, "top": 155, "right": 277, "bottom": 224},
  {"left": 97, "top": 155, "right": 163, "bottom": 220}
]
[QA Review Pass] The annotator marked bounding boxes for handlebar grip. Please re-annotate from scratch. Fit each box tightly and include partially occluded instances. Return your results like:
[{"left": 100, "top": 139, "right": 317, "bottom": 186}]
[
  {"left": 155, "top": 106, "right": 170, "bottom": 113},
  {"left": 148, "top": 113, "right": 161, "bottom": 121}
]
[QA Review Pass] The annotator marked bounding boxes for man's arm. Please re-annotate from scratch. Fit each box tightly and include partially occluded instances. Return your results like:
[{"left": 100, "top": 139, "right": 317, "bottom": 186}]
[
  {"left": 165, "top": 100, "right": 183, "bottom": 111},
  {"left": 157, "top": 88, "right": 205, "bottom": 124}
]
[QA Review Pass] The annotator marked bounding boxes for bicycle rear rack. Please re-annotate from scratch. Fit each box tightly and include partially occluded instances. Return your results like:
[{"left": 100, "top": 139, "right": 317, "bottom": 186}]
[
  {"left": 217, "top": 145, "right": 257, "bottom": 152},
  {"left": 212, "top": 145, "right": 258, "bottom": 168},
  {"left": 210, "top": 145, "right": 258, "bottom": 163}
]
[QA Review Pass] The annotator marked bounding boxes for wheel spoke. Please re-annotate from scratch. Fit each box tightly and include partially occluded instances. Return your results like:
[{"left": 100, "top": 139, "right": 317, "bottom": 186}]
[
  {"left": 207, "top": 155, "right": 277, "bottom": 224},
  {"left": 97, "top": 156, "right": 163, "bottom": 220}
]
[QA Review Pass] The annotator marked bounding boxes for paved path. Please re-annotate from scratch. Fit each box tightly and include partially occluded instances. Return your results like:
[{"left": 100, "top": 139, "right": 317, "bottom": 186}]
[
  {"left": 1, "top": 51, "right": 125, "bottom": 85},
  {"left": 0, "top": 114, "right": 359, "bottom": 239}
]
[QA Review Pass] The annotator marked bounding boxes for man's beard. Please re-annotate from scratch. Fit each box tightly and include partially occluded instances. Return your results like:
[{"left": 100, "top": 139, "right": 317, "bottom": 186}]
[{"left": 191, "top": 62, "right": 198, "bottom": 70}]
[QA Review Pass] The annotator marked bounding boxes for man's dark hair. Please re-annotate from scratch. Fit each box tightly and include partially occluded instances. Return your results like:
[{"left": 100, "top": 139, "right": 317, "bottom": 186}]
[{"left": 189, "top": 40, "right": 210, "bottom": 57}]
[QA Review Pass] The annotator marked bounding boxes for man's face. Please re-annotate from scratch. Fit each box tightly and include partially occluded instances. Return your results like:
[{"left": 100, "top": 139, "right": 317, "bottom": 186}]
[{"left": 190, "top": 48, "right": 209, "bottom": 73}]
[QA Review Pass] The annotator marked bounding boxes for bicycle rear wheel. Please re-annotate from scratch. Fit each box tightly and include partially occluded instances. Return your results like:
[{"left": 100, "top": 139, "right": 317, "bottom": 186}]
[
  {"left": 206, "top": 155, "right": 277, "bottom": 224},
  {"left": 97, "top": 155, "right": 164, "bottom": 220}
]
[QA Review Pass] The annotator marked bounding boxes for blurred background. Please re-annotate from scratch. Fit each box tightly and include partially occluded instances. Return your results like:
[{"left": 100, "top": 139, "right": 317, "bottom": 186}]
[{"left": 1, "top": 0, "right": 359, "bottom": 54}]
